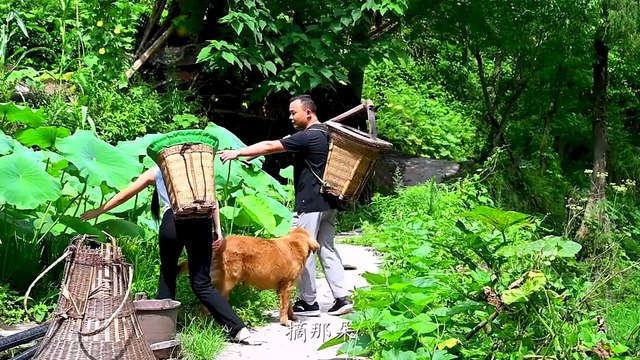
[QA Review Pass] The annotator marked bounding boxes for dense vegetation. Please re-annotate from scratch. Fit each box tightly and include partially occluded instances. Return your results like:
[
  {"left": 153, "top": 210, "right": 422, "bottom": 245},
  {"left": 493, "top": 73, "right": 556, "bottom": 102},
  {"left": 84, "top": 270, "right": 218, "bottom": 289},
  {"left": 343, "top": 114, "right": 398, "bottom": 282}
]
[{"left": 1, "top": 0, "right": 640, "bottom": 359}]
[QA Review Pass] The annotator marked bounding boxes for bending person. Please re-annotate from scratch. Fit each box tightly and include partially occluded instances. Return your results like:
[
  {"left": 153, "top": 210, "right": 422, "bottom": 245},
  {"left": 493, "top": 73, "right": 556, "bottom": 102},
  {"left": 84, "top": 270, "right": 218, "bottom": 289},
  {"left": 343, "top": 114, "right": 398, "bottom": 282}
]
[{"left": 80, "top": 165, "right": 261, "bottom": 345}]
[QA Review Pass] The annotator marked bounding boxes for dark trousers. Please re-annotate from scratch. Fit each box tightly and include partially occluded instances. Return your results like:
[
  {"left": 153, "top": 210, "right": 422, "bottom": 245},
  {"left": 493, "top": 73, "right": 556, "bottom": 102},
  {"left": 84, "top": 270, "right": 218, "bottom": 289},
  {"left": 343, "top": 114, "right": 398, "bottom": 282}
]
[{"left": 156, "top": 209, "right": 245, "bottom": 336}]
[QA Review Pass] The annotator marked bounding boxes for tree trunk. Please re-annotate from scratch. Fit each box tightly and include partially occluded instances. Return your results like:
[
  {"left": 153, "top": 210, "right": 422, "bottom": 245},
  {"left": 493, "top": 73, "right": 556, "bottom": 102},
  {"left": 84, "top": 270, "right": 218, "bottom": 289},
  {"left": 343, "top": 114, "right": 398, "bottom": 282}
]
[
  {"left": 540, "top": 66, "right": 566, "bottom": 174},
  {"left": 577, "top": 27, "right": 609, "bottom": 240}
]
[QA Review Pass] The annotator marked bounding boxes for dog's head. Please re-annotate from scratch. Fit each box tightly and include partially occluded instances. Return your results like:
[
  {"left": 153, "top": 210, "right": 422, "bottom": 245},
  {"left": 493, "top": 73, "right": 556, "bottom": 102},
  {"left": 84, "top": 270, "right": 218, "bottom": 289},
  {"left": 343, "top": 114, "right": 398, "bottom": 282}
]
[{"left": 289, "top": 227, "right": 320, "bottom": 257}]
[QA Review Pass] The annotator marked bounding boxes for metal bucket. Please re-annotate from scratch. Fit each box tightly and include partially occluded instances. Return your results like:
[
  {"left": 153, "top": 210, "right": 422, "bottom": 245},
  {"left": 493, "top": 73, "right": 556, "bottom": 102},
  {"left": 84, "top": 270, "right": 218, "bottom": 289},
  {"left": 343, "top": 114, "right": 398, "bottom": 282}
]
[
  {"left": 133, "top": 294, "right": 181, "bottom": 346},
  {"left": 150, "top": 340, "right": 181, "bottom": 360}
]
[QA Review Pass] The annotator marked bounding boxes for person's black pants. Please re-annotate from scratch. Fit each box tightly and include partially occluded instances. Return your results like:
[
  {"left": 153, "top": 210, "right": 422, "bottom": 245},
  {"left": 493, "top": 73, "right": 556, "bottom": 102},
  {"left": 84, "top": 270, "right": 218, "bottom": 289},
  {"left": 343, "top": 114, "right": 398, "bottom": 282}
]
[{"left": 155, "top": 209, "right": 245, "bottom": 336}]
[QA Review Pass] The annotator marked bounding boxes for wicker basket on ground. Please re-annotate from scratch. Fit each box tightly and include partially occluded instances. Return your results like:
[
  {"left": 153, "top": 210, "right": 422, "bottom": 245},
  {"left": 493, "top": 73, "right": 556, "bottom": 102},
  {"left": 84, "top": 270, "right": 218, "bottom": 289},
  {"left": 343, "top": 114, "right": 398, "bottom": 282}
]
[
  {"left": 147, "top": 130, "right": 219, "bottom": 219},
  {"left": 24, "top": 234, "right": 155, "bottom": 360},
  {"left": 320, "top": 100, "right": 393, "bottom": 201}
]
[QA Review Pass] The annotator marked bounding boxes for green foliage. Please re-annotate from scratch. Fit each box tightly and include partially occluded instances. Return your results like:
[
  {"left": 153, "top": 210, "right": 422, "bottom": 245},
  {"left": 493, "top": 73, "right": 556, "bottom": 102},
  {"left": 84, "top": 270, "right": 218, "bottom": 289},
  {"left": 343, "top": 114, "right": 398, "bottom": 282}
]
[
  {"left": 0, "top": 153, "right": 61, "bottom": 209},
  {"left": 2, "top": 1, "right": 640, "bottom": 359},
  {"left": 597, "top": 270, "right": 640, "bottom": 352},
  {"left": 53, "top": 82, "right": 206, "bottom": 143},
  {"left": 57, "top": 129, "right": 143, "bottom": 189},
  {"left": 196, "top": 0, "right": 407, "bottom": 99},
  {"left": 362, "top": 59, "right": 479, "bottom": 161},
  {"left": 0, "top": 283, "right": 55, "bottom": 325},
  {"left": 322, "top": 176, "right": 635, "bottom": 359},
  {"left": 0, "top": 102, "right": 292, "bottom": 327},
  {"left": 178, "top": 316, "right": 227, "bottom": 360}
]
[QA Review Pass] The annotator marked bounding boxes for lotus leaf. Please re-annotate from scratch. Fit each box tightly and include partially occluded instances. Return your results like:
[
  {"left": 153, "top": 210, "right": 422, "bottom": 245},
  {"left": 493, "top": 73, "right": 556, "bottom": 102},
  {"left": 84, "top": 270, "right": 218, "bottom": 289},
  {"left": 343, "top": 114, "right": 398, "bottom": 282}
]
[
  {"left": 16, "top": 126, "right": 70, "bottom": 148},
  {"left": 56, "top": 130, "right": 143, "bottom": 190},
  {"left": 0, "top": 153, "right": 62, "bottom": 209},
  {"left": 0, "top": 102, "right": 46, "bottom": 127}
]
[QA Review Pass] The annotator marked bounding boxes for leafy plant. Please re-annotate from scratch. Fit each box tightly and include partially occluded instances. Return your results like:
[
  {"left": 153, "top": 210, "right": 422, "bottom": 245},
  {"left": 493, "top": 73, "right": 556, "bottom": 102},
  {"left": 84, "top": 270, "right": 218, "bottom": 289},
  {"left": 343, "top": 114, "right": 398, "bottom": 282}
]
[
  {"left": 0, "top": 102, "right": 293, "bottom": 317},
  {"left": 320, "top": 179, "right": 632, "bottom": 359},
  {"left": 196, "top": 0, "right": 407, "bottom": 99}
]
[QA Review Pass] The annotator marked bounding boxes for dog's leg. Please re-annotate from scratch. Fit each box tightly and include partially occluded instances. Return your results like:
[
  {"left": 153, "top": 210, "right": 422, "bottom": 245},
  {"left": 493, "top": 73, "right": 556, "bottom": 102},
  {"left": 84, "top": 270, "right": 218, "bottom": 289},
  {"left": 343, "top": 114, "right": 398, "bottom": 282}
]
[
  {"left": 278, "top": 282, "right": 295, "bottom": 327},
  {"left": 288, "top": 302, "right": 295, "bottom": 323},
  {"left": 218, "top": 278, "right": 236, "bottom": 301}
]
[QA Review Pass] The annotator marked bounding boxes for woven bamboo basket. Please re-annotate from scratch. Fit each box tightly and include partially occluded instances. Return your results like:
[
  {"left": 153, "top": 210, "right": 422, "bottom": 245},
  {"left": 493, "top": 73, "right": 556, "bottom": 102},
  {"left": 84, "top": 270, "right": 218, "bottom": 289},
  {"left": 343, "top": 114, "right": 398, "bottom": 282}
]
[
  {"left": 24, "top": 234, "right": 155, "bottom": 360},
  {"left": 321, "top": 100, "right": 393, "bottom": 201},
  {"left": 156, "top": 143, "right": 216, "bottom": 219}
]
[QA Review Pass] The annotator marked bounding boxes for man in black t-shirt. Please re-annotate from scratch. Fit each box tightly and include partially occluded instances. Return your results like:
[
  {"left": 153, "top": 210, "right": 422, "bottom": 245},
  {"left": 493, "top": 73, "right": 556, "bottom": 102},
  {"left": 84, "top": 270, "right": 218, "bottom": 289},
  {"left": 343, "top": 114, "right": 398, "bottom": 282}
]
[{"left": 219, "top": 95, "right": 353, "bottom": 317}]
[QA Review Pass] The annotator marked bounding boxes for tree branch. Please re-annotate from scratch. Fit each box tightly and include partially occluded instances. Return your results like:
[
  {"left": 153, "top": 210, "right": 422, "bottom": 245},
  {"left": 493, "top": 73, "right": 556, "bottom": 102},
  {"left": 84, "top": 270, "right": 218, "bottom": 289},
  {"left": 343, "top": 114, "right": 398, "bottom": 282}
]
[
  {"left": 135, "top": 0, "right": 168, "bottom": 57},
  {"left": 473, "top": 48, "right": 499, "bottom": 129},
  {"left": 465, "top": 311, "right": 499, "bottom": 340},
  {"left": 126, "top": 25, "right": 175, "bottom": 79}
]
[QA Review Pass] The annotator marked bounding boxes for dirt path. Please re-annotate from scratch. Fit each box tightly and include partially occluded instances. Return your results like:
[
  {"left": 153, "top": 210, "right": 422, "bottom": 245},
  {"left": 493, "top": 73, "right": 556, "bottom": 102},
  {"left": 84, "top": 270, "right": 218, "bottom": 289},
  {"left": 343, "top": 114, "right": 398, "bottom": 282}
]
[{"left": 214, "top": 240, "right": 381, "bottom": 360}]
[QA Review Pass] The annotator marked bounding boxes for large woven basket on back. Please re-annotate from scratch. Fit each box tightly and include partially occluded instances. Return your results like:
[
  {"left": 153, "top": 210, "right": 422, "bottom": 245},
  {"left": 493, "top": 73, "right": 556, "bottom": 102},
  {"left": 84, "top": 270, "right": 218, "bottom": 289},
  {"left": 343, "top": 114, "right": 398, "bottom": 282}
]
[
  {"left": 147, "top": 130, "right": 219, "bottom": 219},
  {"left": 24, "top": 234, "right": 155, "bottom": 360},
  {"left": 321, "top": 100, "right": 393, "bottom": 201}
]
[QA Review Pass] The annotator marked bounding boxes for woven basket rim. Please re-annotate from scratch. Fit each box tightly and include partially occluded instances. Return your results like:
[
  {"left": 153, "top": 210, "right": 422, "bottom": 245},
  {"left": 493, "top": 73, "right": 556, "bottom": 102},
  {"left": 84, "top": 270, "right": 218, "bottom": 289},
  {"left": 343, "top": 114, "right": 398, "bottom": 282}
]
[
  {"left": 157, "top": 143, "right": 216, "bottom": 161},
  {"left": 326, "top": 121, "right": 393, "bottom": 149}
]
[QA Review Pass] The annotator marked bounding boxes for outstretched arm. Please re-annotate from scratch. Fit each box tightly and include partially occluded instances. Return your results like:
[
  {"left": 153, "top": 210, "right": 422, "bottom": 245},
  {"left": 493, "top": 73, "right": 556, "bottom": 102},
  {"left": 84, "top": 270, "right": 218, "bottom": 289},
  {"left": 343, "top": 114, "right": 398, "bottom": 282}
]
[
  {"left": 218, "top": 140, "right": 285, "bottom": 163},
  {"left": 80, "top": 167, "right": 157, "bottom": 221}
]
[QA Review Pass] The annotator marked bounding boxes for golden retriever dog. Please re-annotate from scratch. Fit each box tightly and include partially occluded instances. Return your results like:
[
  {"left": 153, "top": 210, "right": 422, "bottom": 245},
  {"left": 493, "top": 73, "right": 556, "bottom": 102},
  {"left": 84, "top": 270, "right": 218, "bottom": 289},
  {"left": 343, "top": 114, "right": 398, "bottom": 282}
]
[{"left": 178, "top": 227, "right": 320, "bottom": 326}]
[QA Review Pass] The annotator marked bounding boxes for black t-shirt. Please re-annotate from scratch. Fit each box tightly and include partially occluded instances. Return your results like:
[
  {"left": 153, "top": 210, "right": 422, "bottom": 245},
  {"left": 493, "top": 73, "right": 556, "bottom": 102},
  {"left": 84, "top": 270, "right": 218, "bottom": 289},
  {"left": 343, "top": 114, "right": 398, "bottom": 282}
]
[{"left": 279, "top": 123, "right": 338, "bottom": 213}]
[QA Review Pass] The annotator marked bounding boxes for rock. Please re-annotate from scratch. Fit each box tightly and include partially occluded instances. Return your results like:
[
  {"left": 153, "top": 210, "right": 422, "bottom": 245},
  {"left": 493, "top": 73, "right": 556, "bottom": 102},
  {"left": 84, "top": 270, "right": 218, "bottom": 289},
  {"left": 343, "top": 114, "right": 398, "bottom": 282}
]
[{"left": 371, "top": 149, "right": 463, "bottom": 194}]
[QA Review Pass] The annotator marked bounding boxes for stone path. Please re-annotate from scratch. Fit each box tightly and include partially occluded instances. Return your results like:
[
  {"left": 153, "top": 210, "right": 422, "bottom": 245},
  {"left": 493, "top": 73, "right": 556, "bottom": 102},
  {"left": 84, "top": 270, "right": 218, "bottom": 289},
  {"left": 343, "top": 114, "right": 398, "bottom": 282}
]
[{"left": 214, "top": 242, "right": 381, "bottom": 360}]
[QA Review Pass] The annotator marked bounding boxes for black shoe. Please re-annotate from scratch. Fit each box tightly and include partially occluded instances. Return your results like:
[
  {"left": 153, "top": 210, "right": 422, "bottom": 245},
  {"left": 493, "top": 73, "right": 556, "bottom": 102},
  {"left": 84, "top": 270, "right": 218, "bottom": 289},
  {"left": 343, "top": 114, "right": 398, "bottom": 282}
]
[
  {"left": 328, "top": 297, "right": 353, "bottom": 316},
  {"left": 292, "top": 299, "right": 321, "bottom": 316}
]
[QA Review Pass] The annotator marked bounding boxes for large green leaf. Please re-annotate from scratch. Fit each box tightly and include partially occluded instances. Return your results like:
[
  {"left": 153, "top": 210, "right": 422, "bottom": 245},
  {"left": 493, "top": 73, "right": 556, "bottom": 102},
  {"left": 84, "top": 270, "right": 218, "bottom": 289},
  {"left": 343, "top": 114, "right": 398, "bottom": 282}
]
[
  {"left": 337, "top": 333, "right": 372, "bottom": 356},
  {"left": 541, "top": 236, "right": 582, "bottom": 258},
  {"left": 238, "top": 195, "right": 277, "bottom": 234},
  {"left": 272, "top": 217, "right": 292, "bottom": 236},
  {"left": 94, "top": 219, "right": 146, "bottom": 239},
  {"left": 16, "top": 126, "right": 71, "bottom": 149},
  {"left": 0, "top": 130, "right": 14, "bottom": 155},
  {"left": 502, "top": 271, "right": 547, "bottom": 305},
  {"left": 116, "top": 133, "right": 164, "bottom": 157},
  {"left": 8, "top": 143, "right": 57, "bottom": 174},
  {"left": 279, "top": 165, "right": 293, "bottom": 181},
  {"left": 243, "top": 166, "right": 289, "bottom": 201},
  {"left": 55, "top": 130, "right": 143, "bottom": 189},
  {"left": 0, "top": 102, "right": 45, "bottom": 127},
  {"left": 460, "top": 206, "right": 530, "bottom": 233},
  {"left": 204, "top": 123, "right": 263, "bottom": 166},
  {"left": 498, "top": 236, "right": 582, "bottom": 259},
  {"left": 0, "top": 153, "right": 62, "bottom": 209},
  {"left": 137, "top": 211, "right": 159, "bottom": 234},
  {"left": 0, "top": 210, "right": 38, "bottom": 238},
  {"left": 213, "top": 152, "right": 289, "bottom": 202},
  {"left": 219, "top": 206, "right": 253, "bottom": 228},
  {"left": 57, "top": 215, "right": 103, "bottom": 236},
  {"left": 215, "top": 158, "right": 246, "bottom": 190},
  {"left": 262, "top": 196, "right": 292, "bottom": 221},
  {"left": 41, "top": 150, "right": 69, "bottom": 177}
]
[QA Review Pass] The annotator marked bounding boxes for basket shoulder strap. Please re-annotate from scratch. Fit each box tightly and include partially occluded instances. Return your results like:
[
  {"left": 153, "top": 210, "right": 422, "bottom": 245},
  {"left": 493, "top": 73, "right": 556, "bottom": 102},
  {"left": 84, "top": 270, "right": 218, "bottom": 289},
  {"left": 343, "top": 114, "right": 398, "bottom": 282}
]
[
  {"left": 307, "top": 125, "right": 329, "bottom": 136},
  {"left": 304, "top": 159, "right": 327, "bottom": 187},
  {"left": 304, "top": 126, "right": 330, "bottom": 188}
]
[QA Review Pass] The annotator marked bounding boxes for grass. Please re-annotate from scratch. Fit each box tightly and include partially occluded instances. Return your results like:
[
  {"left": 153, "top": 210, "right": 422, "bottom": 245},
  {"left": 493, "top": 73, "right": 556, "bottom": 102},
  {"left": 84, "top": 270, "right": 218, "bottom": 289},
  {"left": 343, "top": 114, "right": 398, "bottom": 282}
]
[
  {"left": 178, "top": 316, "right": 227, "bottom": 360},
  {"left": 140, "top": 258, "right": 279, "bottom": 359},
  {"left": 600, "top": 269, "right": 640, "bottom": 348}
]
